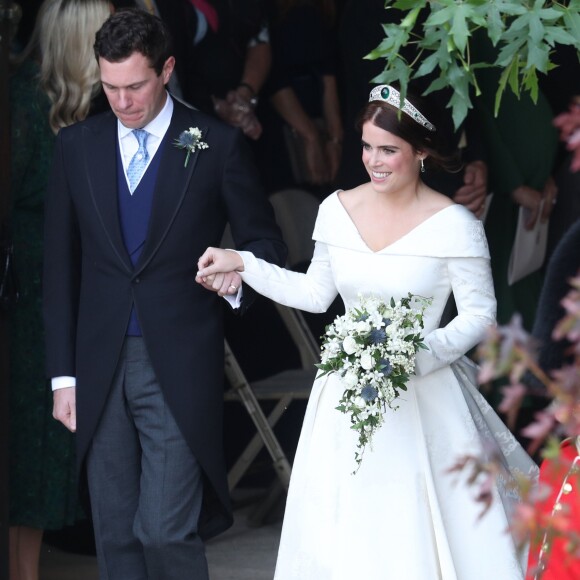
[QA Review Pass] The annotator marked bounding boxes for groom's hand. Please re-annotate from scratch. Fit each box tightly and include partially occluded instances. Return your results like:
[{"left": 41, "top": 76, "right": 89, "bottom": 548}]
[
  {"left": 200, "top": 271, "right": 242, "bottom": 297},
  {"left": 53, "top": 387, "right": 77, "bottom": 432},
  {"left": 196, "top": 247, "right": 244, "bottom": 296}
]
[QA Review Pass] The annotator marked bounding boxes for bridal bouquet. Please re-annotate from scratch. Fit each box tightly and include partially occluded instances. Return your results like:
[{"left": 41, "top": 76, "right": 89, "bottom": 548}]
[{"left": 317, "top": 293, "right": 431, "bottom": 472}]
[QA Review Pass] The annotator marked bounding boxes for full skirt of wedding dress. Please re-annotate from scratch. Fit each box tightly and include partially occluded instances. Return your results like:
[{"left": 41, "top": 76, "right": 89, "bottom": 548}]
[{"left": 274, "top": 359, "right": 529, "bottom": 580}]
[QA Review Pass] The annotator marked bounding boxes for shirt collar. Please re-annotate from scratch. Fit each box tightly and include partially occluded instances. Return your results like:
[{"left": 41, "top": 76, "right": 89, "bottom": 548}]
[{"left": 117, "top": 92, "right": 174, "bottom": 139}]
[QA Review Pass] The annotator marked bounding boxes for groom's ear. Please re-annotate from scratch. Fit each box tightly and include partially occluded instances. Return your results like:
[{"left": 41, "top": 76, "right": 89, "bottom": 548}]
[{"left": 161, "top": 56, "right": 176, "bottom": 86}]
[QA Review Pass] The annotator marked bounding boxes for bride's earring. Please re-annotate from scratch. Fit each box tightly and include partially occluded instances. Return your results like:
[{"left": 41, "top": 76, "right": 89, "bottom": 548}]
[{"left": 420, "top": 158, "right": 425, "bottom": 173}]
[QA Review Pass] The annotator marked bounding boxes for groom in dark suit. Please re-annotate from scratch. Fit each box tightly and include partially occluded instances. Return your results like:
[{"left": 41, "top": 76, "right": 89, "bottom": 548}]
[{"left": 43, "top": 9, "right": 285, "bottom": 579}]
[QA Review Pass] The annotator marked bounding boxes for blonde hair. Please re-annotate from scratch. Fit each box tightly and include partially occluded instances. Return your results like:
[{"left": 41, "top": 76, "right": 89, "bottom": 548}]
[{"left": 32, "top": 0, "right": 110, "bottom": 133}]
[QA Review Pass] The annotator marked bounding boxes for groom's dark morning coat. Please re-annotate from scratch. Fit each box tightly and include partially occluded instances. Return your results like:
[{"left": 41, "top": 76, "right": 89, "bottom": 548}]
[{"left": 43, "top": 99, "right": 286, "bottom": 539}]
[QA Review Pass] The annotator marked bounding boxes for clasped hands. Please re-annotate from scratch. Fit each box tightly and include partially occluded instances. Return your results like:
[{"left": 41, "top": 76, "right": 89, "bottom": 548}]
[
  {"left": 213, "top": 89, "right": 262, "bottom": 140},
  {"left": 196, "top": 247, "right": 245, "bottom": 296}
]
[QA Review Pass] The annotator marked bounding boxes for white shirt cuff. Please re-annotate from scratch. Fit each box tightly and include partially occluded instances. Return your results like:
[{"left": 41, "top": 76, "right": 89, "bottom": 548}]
[
  {"left": 52, "top": 376, "right": 76, "bottom": 391},
  {"left": 224, "top": 285, "right": 243, "bottom": 309}
]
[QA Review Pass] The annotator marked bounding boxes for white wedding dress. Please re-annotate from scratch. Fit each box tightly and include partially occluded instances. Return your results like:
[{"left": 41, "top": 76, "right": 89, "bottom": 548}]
[{"left": 236, "top": 192, "right": 538, "bottom": 580}]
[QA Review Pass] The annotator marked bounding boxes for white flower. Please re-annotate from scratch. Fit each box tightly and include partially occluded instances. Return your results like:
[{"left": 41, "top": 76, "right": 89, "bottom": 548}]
[
  {"left": 355, "top": 320, "right": 370, "bottom": 333},
  {"left": 342, "top": 371, "right": 359, "bottom": 388},
  {"left": 360, "top": 351, "right": 374, "bottom": 370},
  {"left": 354, "top": 396, "right": 366, "bottom": 408},
  {"left": 343, "top": 336, "right": 358, "bottom": 355}
]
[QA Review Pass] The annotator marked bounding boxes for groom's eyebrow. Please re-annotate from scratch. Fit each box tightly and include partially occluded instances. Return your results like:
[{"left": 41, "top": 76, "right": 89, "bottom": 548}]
[{"left": 101, "top": 80, "right": 148, "bottom": 90}]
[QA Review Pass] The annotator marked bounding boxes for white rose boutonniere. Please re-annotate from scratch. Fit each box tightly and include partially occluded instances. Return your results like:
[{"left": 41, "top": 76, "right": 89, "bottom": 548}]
[{"left": 174, "top": 127, "right": 209, "bottom": 167}]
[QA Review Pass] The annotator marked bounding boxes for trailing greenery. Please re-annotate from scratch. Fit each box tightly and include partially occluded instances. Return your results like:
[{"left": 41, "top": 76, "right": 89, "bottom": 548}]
[{"left": 367, "top": 0, "right": 580, "bottom": 128}]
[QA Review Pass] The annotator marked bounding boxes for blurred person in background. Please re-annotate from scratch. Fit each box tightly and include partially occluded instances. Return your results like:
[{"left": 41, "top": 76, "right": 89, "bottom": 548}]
[
  {"left": 256, "top": 0, "right": 343, "bottom": 195},
  {"left": 8, "top": 1, "right": 111, "bottom": 578}
]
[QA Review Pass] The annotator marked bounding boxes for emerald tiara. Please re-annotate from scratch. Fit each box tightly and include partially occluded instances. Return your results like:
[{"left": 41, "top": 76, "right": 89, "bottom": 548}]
[{"left": 369, "top": 85, "right": 436, "bottom": 132}]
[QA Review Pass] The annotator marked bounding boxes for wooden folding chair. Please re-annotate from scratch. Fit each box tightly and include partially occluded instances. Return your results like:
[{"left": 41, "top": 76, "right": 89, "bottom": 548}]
[
  {"left": 223, "top": 303, "right": 319, "bottom": 493},
  {"left": 222, "top": 189, "right": 323, "bottom": 519}
]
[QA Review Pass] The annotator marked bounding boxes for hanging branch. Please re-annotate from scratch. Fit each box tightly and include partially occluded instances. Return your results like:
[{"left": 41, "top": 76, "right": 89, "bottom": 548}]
[{"left": 367, "top": 0, "right": 580, "bottom": 129}]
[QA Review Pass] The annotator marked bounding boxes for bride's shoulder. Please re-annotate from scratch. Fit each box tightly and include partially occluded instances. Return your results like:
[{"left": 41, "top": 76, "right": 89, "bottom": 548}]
[
  {"left": 422, "top": 190, "right": 476, "bottom": 223},
  {"left": 334, "top": 184, "right": 369, "bottom": 210},
  {"left": 422, "top": 190, "right": 454, "bottom": 212}
]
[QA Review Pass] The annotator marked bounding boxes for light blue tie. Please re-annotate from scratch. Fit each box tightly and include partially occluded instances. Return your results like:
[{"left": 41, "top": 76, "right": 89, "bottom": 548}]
[{"left": 127, "top": 129, "right": 150, "bottom": 193}]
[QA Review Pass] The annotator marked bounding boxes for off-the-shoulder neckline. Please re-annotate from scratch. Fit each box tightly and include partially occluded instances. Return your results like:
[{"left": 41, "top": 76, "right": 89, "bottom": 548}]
[{"left": 333, "top": 191, "right": 460, "bottom": 254}]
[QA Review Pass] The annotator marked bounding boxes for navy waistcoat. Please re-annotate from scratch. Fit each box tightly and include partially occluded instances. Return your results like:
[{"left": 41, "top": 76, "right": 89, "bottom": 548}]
[{"left": 117, "top": 140, "right": 164, "bottom": 335}]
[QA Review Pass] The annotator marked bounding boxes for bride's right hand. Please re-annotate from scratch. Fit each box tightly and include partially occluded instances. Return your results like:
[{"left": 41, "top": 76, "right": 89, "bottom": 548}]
[{"left": 196, "top": 247, "right": 245, "bottom": 284}]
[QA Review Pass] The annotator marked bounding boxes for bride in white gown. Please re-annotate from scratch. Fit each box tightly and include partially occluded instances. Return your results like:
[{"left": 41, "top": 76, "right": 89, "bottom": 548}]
[{"left": 197, "top": 86, "right": 538, "bottom": 580}]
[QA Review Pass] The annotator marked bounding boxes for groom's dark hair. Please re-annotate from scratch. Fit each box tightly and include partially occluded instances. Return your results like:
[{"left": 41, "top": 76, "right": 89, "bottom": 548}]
[{"left": 94, "top": 8, "right": 173, "bottom": 76}]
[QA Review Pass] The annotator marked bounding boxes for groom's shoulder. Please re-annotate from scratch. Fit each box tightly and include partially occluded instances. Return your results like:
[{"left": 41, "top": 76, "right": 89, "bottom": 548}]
[
  {"left": 57, "top": 109, "right": 116, "bottom": 141},
  {"left": 172, "top": 97, "right": 241, "bottom": 141}
]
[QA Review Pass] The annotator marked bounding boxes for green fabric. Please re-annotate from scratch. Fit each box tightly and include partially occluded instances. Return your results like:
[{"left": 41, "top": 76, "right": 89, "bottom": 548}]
[
  {"left": 9, "top": 59, "right": 81, "bottom": 530},
  {"left": 473, "top": 37, "right": 559, "bottom": 331}
]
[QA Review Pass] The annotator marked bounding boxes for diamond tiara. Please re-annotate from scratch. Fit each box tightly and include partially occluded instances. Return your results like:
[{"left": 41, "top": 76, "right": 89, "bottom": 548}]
[{"left": 369, "top": 85, "right": 436, "bottom": 132}]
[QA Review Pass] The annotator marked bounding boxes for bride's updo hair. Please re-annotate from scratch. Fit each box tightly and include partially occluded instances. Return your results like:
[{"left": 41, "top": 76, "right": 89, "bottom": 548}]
[{"left": 356, "top": 88, "right": 460, "bottom": 173}]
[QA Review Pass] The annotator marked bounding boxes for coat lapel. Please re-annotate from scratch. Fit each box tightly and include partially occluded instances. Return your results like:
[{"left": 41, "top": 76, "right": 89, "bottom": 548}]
[
  {"left": 82, "top": 115, "right": 133, "bottom": 273},
  {"left": 134, "top": 102, "right": 206, "bottom": 274}
]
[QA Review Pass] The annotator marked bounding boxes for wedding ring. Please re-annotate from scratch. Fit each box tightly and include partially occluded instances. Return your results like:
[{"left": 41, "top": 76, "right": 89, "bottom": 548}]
[{"left": 229, "top": 284, "right": 238, "bottom": 290}]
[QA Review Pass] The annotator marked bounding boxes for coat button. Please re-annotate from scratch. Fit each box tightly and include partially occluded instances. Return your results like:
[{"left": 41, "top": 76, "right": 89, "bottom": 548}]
[{"left": 134, "top": 277, "right": 141, "bottom": 284}]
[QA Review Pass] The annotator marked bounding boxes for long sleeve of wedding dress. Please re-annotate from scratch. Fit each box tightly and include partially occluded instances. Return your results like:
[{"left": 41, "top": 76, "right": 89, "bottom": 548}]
[
  {"left": 414, "top": 253, "right": 496, "bottom": 376},
  {"left": 237, "top": 241, "right": 338, "bottom": 313}
]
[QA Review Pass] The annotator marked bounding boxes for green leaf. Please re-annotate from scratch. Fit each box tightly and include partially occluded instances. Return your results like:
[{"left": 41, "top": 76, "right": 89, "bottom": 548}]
[
  {"left": 543, "top": 25, "right": 576, "bottom": 47},
  {"left": 392, "top": 0, "right": 427, "bottom": 10},
  {"left": 537, "top": 7, "right": 564, "bottom": 22},
  {"left": 563, "top": 10, "right": 580, "bottom": 50},
  {"left": 522, "top": 68, "right": 539, "bottom": 103},
  {"left": 486, "top": 5, "right": 505, "bottom": 45},
  {"left": 399, "top": 6, "right": 423, "bottom": 29},
  {"left": 414, "top": 52, "right": 440, "bottom": 78},
  {"left": 423, "top": 75, "right": 452, "bottom": 96},
  {"left": 450, "top": 4, "right": 472, "bottom": 55},
  {"left": 366, "top": 24, "right": 410, "bottom": 61},
  {"left": 495, "top": 37, "right": 525, "bottom": 67},
  {"left": 425, "top": 6, "right": 455, "bottom": 27},
  {"left": 503, "top": 13, "right": 533, "bottom": 37},
  {"left": 490, "top": 0, "right": 527, "bottom": 17},
  {"left": 372, "top": 56, "right": 411, "bottom": 98},
  {"left": 494, "top": 57, "right": 519, "bottom": 117},
  {"left": 526, "top": 40, "right": 551, "bottom": 73},
  {"left": 448, "top": 87, "right": 471, "bottom": 129},
  {"left": 527, "top": 14, "right": 545, "bottom": 45},
  {"left": 507, "top": 54, "right": 520, "bottom": 95}
]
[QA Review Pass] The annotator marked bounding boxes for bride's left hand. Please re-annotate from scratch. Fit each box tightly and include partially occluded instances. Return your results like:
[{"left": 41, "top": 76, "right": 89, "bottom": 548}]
[{"left": 196, "top": 247, "right": 244, "bottom": 296}]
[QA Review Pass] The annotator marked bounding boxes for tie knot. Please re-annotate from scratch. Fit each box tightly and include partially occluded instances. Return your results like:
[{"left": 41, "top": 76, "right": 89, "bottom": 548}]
[{"left": 132, "top": 129, "right": 149, "bottom": 148}]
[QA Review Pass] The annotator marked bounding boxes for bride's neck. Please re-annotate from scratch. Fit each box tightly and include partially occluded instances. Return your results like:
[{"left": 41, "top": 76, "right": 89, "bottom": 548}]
[{"left": 366, "top": 182, "right": 426, "bottom": 212}]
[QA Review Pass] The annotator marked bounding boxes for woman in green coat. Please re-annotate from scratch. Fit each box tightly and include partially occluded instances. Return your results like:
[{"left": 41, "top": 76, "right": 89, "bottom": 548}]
[
  {"left": 9, "top": 1, "right": 110, "bottom": 578},
  {"left": 473, "top": 37, "right": 559, "bottom": 331}
]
